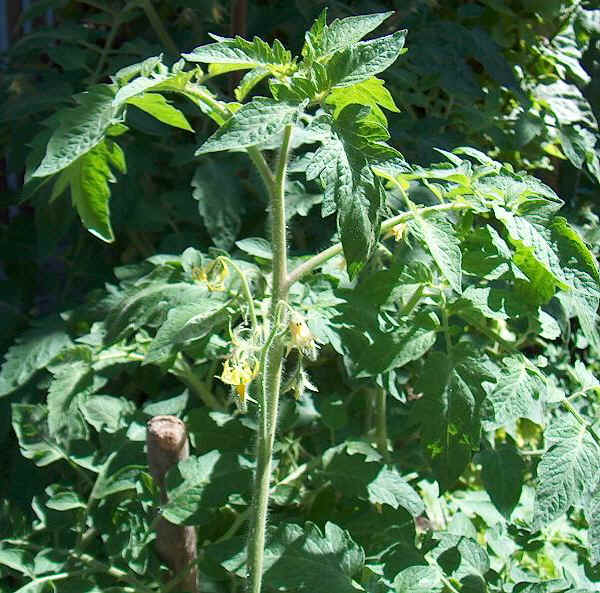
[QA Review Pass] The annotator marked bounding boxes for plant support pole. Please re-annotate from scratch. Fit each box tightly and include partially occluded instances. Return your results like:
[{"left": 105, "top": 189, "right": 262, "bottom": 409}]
[
  {"left": 147, "top": 416, "right": 198, "bottom": 593},
  {"left": 246, "top": 124, "right": 293, "bottom": 593}
]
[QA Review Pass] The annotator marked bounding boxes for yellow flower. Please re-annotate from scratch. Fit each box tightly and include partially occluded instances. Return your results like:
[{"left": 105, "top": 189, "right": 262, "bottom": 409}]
[
  {"left": 288, "top": 312, "right": 319, "bottom": 361},
  {"left": 194, "top": 258, "right": 229, "bottom": 291},
  {"left": 391, "top": 223, "right": 407, "bottom": 242},
  {"left": 218, "top": 359, "right": 257, "bottom": 404}
]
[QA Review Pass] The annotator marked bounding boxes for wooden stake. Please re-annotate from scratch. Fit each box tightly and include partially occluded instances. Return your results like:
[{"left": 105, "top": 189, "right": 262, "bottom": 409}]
[{"left": 146, "top": 415, "right": 198, "bottom": 593}]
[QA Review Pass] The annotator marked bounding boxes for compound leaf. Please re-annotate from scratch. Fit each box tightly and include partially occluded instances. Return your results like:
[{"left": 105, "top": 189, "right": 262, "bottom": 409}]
[{"left": 534, "top": 415, "right": 600, "bottom": 526}]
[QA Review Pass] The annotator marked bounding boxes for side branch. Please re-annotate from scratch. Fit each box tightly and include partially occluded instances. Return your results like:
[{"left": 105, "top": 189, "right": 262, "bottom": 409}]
[{"left": 285, "top": 202, "right": 471, "bottom": 289}]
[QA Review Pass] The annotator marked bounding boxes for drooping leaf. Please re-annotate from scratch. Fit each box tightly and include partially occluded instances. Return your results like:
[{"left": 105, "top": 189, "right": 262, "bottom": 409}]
[
  {"left": 413, "top": 351, "right": 495, "bottom": 490},
  {"left": 47, "top": 359, "right": 94, "bottom": 437},
  {"left": 427, "top": 532, "right": 490, "bottom": 587},
  {"left": 104, "top": 282, "right": 211, "bottom": 344},
  {"left": 494, "top": 206, "right": 568, "bottom": 295},
  {"left": 79, "top": 395, "right": 135, "bottom": 433},
  {"left": 32, "top": 85, "right": 116, "bottom": 177},
  {"left": 551, "top": 217, "right": 600, "bottom": 352},
  {"left": 126, "top": 93, "right": 193, "bottom": 131},
  {"left": 235, "top": 237, "right": 273, "bottom": 260},
  {"left": 49, "top": 138, "right": 126, "bottom": 242},
  {"left": 144, "top": 300, "right": 231, "bottom": 365},
  {"left": 11, "top": 404, "right": 65, "bottom": 467},
  {"left": 478, "top": 443, "right": 525, "bottom": 518},
  {"left": 534, "top": 415, "right": 600, "bottom": 526},
  {"left": 408, "top": 211, "right": 462, "bottom": 293},
  {"left": 192, "top": 159, "right": 244, "bottom": 249},
  {"left": 306, "top": 106, "right": 400, "bottom": 277}
]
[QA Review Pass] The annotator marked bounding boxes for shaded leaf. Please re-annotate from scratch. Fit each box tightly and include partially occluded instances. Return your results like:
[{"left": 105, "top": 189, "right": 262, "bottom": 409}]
[
  {"left": 0, "top": 319, "right": 72, "bottom": 397},
  {"left": 478, "top": 443, "right": 524, "bottom": 518}
]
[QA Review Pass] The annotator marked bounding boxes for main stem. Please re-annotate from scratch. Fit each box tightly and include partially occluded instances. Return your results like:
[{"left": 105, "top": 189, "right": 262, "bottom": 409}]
[{"left": 246, "top": 124, "right": 293, "bottom": 593}]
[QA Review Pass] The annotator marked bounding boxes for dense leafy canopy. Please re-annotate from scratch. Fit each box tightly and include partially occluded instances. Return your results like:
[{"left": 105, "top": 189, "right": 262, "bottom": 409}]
[{"left": 1, "top": 2, "right": 600, "bottom": 593}]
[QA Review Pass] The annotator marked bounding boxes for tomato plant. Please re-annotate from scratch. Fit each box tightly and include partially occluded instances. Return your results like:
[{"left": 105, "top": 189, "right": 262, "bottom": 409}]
[{"left": 1, "top": 4, "right": 600, "bottom": 593}]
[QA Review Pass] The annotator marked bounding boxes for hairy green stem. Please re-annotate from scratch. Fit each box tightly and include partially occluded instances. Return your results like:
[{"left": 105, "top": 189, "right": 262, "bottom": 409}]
[
  {"left": 246, "top": 124, "right": 294, "bottom": 593},
  {"left": 221, "top": 257, "right": 258, "bottom": 330},
  {"left": 374, "top": 386, "right": 389, "bottom": 462},
  {"left": 139, "top": 0, "right": 178, "bottom": 55},
  {"left": 285, "top": 202, "right": 471, "bottom": 289}
]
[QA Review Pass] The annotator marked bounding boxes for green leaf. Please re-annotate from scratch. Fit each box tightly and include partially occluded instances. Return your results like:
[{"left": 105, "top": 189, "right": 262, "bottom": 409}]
[
  {"left": 79, "top": 395, "right": 135, "bottom": 433},
  {"left": 195, "top": 98, "right": 303, "bottom": 155},
  {"left": 302, "top": 10, "right": 394, "bottom": 60},
  {"left": 113, "top": 70, "right": 193, "bottom": 104},
  {"left": 478, "top": 443, "right": 524, "bottom": 518},
  {"left": 33, "top": 85, "right": 117, "bottom": 177},
  {"left": 0, "top": 318, "right": 72, "bottom": 397},
  {"left": 322, "top": 447, "right": 424, "bottom": 516},
  {"left": 186, "top": 408, "right": 253, "bottom": 455},
  {"left": 50, "top": 138, "right": 126, "bottom": 242},
  {"left": 162, "top": 451, "right": 252, "bottom": 524},
  {"left": 494, "top": 206, "right": 569, "bottom": 296},
  {"left": 534, "top": 415, "right": 600, "bottom": 526},
  {"left": 413, "top": 351, "right": 494, "bottom": 490},
  {"left": 126, "top": 93, "right": 193, "bottom": 131},
  {"left": 326, "top": 76, "right": 399, "bottom": 119},
  {"left": 182, "top": 36, "right": 292, "bottom": 71},
  {"left": 0, "top": 543, "right": 34, "bottom": 577},
  {"left": 306, "top": 106, "right": 400, "bottom": 277},
  {"left": 481, "top": 356, "right": 545, "bottom": 429},
  {"left": 104, "top": 282, "right": 210, "bottom": 344},
  {"left": 428, "top": 532, "right": 489, "bottom": 585},
  {"left": 409, "top": 212, "right": 462, "bottom": 293},
  {"left": 11, "top": 404, "right": 65, "bottom": 467},
  {"left": 551, "top": 217, "right": 600, "bottom": 352},
  {"left": 535, "top": 80, "right": 597, "bottom": 128},
  {"left": 213, "top": 522, "right": 364, "bottom": 593},
  {"left": 47, "top": 359, "right": 94, "bottom": 437},
  {"left": 235, "top": 237, "right": 273, "bottom": 260},
  {"left": 46, "top": 487, "right": 86, "bottom": 511},
  {"left": 394, "top": 566, "right": 443, "bottom": 593},
  {"left": 144, "top": 300, "right": 229, "bottom": 365},
  {"left": 326, "top": 30, "right": 407, "bottom": 89},
  {"left": 585, "top": 491, "right": 600, "bottom": 565},
  {"left": 341, "top": 312, "right": 437, "bottom": 378}
]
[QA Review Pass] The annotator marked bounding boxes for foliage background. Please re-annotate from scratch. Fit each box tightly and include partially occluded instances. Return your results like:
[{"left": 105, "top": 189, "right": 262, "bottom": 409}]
[{"left": 1, "top": 1, "right": 600, "bottom": 592}]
